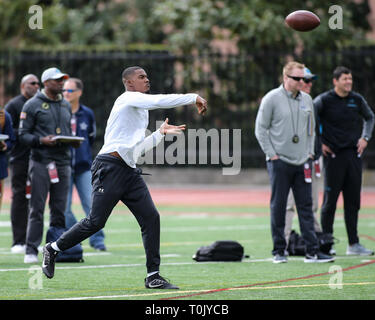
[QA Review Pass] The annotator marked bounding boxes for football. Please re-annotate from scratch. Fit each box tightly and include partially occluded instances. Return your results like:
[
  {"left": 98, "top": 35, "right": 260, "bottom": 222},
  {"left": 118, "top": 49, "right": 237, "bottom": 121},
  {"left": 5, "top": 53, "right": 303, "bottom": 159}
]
[{"left": 285, "top": 10, "right": 320, "bottom": 32}]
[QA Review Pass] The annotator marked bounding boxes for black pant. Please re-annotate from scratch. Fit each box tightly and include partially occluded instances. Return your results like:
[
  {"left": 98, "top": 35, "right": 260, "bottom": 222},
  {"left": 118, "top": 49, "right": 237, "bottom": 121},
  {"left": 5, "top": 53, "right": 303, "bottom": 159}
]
[
  {"left": 10, "top": 161, "right": 29, "bottom": 246},
  {"left": 321, "top": 148, "right": 362, "bottom": 245},
  {"left": 267, "top": 159, "right": 318, "bottom": 256},
  {"left": 57, "top": 154, "right": 161, "bottom": 273},
  {"left": 26, "top": 160, "right": 70, "bottom": 255}
]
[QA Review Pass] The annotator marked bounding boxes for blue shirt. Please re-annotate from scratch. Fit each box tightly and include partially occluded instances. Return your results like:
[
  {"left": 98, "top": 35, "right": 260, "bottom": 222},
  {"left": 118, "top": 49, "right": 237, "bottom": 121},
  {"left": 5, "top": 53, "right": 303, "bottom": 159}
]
[
  {"left": 71, "top": 104, "right": 96, "bottom": 175},
  {"left": 0, "top": 111, "right": 16, "bottom": 179}
]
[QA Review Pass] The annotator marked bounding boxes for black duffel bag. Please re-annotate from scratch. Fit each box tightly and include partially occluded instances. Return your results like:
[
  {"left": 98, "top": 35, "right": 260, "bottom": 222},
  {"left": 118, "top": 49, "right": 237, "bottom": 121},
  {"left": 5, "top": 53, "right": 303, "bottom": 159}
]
[
  {"left": 192, "top": 240, "right": 248, "bottom": 262},
  {"left": 287, "top": 230, "right": 337, "bottom": 256}
]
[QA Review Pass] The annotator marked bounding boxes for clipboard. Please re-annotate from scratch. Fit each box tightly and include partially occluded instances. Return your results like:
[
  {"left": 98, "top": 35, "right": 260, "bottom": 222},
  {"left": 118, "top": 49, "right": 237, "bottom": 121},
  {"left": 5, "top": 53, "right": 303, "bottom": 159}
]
[{"left": 51, "top": 135, "right": 85, "bottom": 143}]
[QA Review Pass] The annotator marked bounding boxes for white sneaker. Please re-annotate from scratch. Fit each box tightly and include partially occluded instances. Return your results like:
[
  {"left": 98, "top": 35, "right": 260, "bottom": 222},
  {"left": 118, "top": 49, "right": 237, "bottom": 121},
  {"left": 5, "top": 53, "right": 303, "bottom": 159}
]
[
  {"left": 11, "top": 244, "right": 26, "bottom": 254},
  {"left": 24, "top": 254, "right": 38, "bottom": 263},
  {"left": 329, "top": 247, "right": 336, "bottom": 255}
]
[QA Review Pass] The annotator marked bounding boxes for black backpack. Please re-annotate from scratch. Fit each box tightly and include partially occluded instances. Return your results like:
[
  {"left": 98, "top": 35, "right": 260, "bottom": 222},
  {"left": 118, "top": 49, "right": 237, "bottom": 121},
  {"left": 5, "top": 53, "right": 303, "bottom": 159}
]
[
  {"left": 316, "top": 232, "right": 337, "bottom": 255},
  {"left": 192, "top": 240, "right": 248, "bottom": 262},
  {"left": 46, "top": 226, "right": 84, "bottom": 262},
  {"left": 286, "top": 230, "right": 336, "bottom": 256},
  {"left": 286, "top": 230, "right": 306, "bottom": 256}
]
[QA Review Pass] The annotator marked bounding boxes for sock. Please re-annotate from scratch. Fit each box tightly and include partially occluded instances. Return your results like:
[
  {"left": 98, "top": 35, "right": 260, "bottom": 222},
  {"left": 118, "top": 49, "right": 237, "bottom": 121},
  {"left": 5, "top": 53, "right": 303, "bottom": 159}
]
[
  {"left": 51, "top": 242, "right": 61, "bottom": 252},
  {"left": 147, "top": 271, "right": 159, "bottom": 278}
]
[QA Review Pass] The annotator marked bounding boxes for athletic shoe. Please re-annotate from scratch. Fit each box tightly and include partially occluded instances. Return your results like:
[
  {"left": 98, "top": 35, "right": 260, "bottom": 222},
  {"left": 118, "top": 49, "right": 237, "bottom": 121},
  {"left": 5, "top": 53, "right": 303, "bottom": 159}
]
[
  {"left": 304, "top": 252, "right": 335, "bottom": 263},
  {"left": 24, "top": 254, "right": 38, "bottom": 263},
  {"left": 346, "top": 243, "right": 374, "bottom": 256},
  {"left": 145, "top": 273, "right": 179, "bottom": 289},
  {"left": 42, "top": 243, "right": 59, "bottom": 279},
  {"left": 273, "top": 254, "right": 288, "bottom": 264},
  {"left": 93, "top": 244, "right": 107, "bottom": 251},
  {"left": 11, "top": 244, "right": 26, "bottom": 254}
]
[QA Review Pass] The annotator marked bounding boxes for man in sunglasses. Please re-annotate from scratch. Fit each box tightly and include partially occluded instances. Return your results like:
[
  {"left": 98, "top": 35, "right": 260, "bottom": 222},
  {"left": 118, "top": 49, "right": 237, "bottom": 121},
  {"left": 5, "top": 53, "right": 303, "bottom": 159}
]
[
  {"left": 5, "top": 74, "right": 39, "bottom": 254},
  {"left": 255, "top": 61, "right": 334, "bottom": 264},
  {"left": 284, "top": 67, "right": 324, "bottom": 250},
  {"left": 315, "top": 66, "right": 374, "bottom": 256},
  {"left": 62, "top": 78, "right": 106, "bottom": 251},
  {"left": 19, "top": 67, "right": 82, "bottom": 263}
]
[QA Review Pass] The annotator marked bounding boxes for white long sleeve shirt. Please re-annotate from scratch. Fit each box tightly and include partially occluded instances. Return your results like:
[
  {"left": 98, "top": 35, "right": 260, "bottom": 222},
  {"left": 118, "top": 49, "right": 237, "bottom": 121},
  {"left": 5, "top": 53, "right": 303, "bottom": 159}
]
[{"left": 98, "top": 91, "right": 198, "bottom": 168}]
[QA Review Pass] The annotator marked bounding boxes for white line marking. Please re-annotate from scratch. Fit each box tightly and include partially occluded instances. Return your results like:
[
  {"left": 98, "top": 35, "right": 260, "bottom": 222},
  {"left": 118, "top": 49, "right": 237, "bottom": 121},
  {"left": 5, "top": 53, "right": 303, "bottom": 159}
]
[
  {"left": 0, "top": 255, "right": 362, "bottom": 273},
  {"left": 83, "top": 252, "right": 112, "bottom": 257},
  {"left": 0, "top": 222, "right": 11, "bottom": 227},
  {"left": 47, "top": 282, "right": 375, "bottom": 300},
  {"left": 0, "top": 239, "right": 256, "bottom": 252}
]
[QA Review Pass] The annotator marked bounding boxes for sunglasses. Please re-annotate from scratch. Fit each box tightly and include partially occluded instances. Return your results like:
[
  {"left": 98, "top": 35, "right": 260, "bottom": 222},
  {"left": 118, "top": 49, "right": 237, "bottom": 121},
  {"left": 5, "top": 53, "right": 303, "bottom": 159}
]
[
  {"left": 52, "top": 78, "right": 65, "bottom": 82},
  {"left": 287, "top": 75, "right": 305, "bottom": 82},
  {"left": 28, "top": 82, "right": 40, "bottom": 86},
  {"left": 62, "top": 89, "right": 78, "bottom": 93},
  {"left": 302, "top": 78, "right": 312, "bottom": 84}
]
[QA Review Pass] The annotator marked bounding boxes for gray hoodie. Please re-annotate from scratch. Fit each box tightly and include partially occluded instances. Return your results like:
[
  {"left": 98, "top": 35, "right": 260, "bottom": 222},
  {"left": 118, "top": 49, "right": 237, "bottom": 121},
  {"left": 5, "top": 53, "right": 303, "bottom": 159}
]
[{"left": 255, "top": 85, "right": 315, "bottom": 165}]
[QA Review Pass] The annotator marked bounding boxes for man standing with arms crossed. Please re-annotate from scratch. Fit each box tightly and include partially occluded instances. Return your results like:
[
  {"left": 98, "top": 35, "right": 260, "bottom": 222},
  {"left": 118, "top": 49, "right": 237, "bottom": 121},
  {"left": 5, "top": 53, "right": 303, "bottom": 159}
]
[
  {"left": 255, "top": 61, "right": 334, "bottom": 264},
  {"left": 315, "top": 66, "right": 374, "bottom": 256},
  {"left": 42, "top": 66, "right": 207, "bottom": 289},
  {"left": 5, "top": 74, "right": 39, "bottom": 254}
]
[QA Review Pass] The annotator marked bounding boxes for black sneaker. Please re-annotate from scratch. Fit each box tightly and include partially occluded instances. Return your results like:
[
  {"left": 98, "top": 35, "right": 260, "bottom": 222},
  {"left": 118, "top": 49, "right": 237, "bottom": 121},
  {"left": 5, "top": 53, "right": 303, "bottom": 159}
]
[
  {"left": 145, "top": 273, "right": 179, "bottom": 289},
  {"left": 42, "top": 243, "right": 59, "bottom": 279},
  {"left": 304, "top": 251, "right": 335, "bottom": 263}
]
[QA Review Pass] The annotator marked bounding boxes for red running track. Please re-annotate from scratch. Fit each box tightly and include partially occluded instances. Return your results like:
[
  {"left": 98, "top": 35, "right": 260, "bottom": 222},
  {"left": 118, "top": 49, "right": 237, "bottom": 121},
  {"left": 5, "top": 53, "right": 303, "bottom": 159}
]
[
  {"left": 147, "top": 188, "right": 375, "bottom": 207},
  {"left": 2, "top": 185, "right": 374, "bottom": 207}
]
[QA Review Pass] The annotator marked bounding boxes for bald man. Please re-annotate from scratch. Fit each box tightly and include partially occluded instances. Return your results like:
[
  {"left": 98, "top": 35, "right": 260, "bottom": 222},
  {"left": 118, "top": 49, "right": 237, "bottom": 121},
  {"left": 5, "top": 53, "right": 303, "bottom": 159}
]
[{"left": 5, "top": 74, "right": 40, "bottom": 254}]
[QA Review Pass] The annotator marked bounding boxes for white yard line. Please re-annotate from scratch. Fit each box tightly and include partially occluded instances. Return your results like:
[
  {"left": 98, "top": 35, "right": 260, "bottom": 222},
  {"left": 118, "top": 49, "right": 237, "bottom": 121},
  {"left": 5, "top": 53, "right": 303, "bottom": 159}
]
[
  {"left": 0, "top": 255, "right": 363, "bottom": 273},
  {"left": 47, "top": 281, "right": 375, "bottom": 300}
]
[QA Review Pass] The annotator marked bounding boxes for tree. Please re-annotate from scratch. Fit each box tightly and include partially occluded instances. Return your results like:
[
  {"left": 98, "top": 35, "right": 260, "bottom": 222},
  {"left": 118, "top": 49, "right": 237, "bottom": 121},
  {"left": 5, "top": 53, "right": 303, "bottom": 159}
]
[
  {"left": 151, "top": 0, "right": 371, "bottom": 53},
  {"left": 0, "top": 0, "right": 371, "bottom": 51},
  {"left": 0, "top": 0, "right": 165, "bottom": 49}
]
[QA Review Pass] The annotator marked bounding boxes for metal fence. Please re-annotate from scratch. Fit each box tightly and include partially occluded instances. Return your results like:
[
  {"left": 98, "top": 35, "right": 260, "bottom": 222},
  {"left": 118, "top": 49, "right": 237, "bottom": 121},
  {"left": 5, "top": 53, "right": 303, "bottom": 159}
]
[{"left": 1, "top": 47, "right": 374, "bottom": 169}]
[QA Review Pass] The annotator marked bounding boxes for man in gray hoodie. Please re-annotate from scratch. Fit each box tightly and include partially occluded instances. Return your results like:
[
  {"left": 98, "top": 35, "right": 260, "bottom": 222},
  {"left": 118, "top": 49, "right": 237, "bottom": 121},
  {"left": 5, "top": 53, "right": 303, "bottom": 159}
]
[
  {"left": 19, "top": 67, "right": 81, "bottom": 263},
  {"left": 255, "top": 61, "right": 334, "bottom": 264}
]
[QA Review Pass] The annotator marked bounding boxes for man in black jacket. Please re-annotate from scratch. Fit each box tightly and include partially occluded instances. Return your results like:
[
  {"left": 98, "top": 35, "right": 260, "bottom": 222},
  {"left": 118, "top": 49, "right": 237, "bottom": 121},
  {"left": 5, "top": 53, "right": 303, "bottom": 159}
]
[
  {"left": 19, "top": 67, "right": 81, "bottom": 263},
  {"left": 5, "top": 74, "right": 39, "bottom": 254},
  {"left": 315, "top": 66, "right": 375, "bottom": 256}
]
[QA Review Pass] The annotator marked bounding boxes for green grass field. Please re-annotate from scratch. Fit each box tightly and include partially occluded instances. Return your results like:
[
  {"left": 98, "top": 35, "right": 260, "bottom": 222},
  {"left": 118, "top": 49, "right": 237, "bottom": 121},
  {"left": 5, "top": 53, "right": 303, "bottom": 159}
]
[{"left": 1, "top": 202, "right": 375, "bottom": 301}]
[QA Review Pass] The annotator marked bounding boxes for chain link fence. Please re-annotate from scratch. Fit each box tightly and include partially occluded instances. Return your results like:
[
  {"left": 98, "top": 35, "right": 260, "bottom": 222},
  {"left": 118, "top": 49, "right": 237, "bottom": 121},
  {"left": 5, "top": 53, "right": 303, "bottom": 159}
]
[{"left": 1, "top": 47, "right": 374, "bottom": 169}]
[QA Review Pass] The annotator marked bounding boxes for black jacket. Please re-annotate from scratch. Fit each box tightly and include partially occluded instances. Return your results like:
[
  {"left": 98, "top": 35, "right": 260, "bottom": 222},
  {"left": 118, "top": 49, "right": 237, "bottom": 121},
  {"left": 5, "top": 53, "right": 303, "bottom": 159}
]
[
  {"left": 5, "top": 94, "right": 31, "bottom": 163},
  {"left": 314, "top": 89, "right": 375, "bottom": 153},
  {"left": 19, "top": 90, "right": 72, "bottom": 166}
]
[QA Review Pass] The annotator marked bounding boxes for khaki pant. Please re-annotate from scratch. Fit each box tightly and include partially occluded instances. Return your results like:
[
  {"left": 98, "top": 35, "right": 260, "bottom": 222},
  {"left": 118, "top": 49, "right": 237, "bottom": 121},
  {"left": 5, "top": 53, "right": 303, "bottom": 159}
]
[
  {"left": 0, "top": 179, "right": 4, "bottom": 212},
  {"left": 284, "top": 159, "right": 322, "bottom": 244}
]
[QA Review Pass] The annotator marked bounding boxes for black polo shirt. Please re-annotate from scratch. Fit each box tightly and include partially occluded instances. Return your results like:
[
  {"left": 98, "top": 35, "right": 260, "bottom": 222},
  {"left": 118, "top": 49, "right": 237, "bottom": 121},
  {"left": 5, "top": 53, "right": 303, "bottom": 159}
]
[{"left": 314, "top": 89, "right": 374, "bottom": 153}]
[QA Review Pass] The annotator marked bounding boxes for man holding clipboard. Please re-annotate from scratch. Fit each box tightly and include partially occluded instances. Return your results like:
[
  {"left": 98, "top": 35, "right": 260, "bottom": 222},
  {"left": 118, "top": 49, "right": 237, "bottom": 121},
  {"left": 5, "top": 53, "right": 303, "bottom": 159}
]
[{"left": 19, "top": 67, "right": 82, "bottom": 264}]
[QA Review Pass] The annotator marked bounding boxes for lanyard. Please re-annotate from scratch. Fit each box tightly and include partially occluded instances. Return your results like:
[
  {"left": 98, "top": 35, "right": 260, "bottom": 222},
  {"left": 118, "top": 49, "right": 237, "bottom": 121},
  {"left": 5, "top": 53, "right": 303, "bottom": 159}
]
[{"left": 284, "top": 88, "right": 300, "bottom": 143}]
